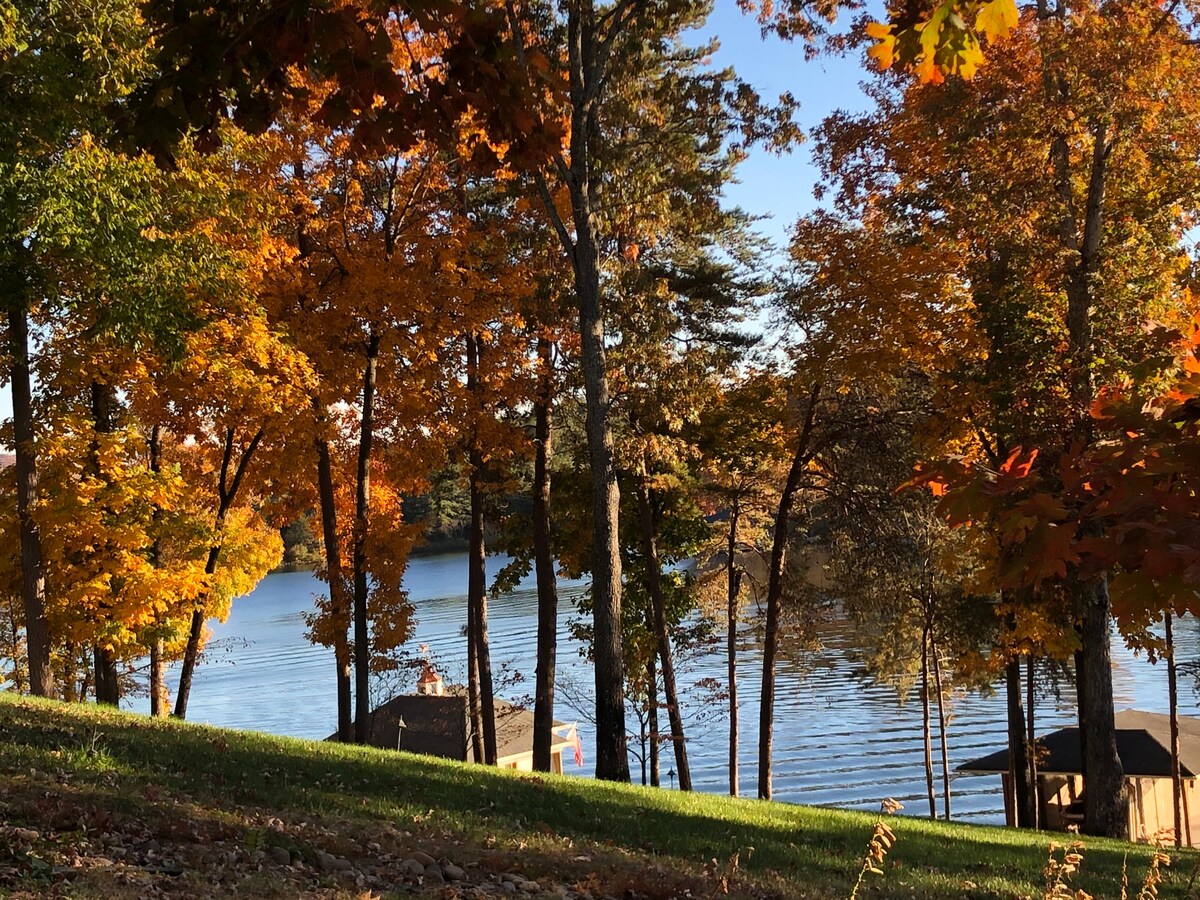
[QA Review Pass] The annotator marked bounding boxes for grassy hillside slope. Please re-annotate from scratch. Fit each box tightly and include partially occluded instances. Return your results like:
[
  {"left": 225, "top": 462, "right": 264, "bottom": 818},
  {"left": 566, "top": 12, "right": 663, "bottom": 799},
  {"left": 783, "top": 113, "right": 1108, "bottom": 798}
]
[{"left": 0, "top": 694, "right": 1195, "bottom": 898}]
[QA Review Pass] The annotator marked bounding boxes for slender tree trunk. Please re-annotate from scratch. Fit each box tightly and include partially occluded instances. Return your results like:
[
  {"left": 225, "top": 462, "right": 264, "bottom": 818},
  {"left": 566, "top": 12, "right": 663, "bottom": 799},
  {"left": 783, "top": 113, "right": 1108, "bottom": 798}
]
[
  {"left": 466, "top": 334, "right": 497, "bottom": 765},
  {"left": 1077, "top": 576, "right": 1126, "bottom": 838},
  {"left": 921, "top": 623, "right": 936, "bottom": 819},
  {"left": 758, "top": 382, "right": 821, "bottom": 800},
  {"left": 174, "top": 426, "right": 264, "bottom": 719},
  {"left": 5, "top": 596, "right": 24, "bottom": 693},
  {"left": 635, "top": 460, "right": 692, "bottom": 790},
  {"left": 148, "top": 426, "right": 169, "bottom": 718},
  {"left": 930, "top": 632, "right": 951, "bottom": 821},
  {"left": 638, "top": 708, "right": 648, "bottom": 785},
  {"left": 8, "top": 298, "right": 53, "bottom": 698},
  {"left": 648, "top": 650, "right": 661, "bottom": 788},
  {"left": 313, "top": 403, "right": 353, "bottom": 741},
  {"left": 564, "top": 2, "right": 627, "bottom": 781},
  {"left": 1167, "top": 612, "right": 1183, "bottom": 848},
  {"left": 61, "top": 644, "right": 78, "bottom": 702},
  {"left": 727, "top": 502, "right": 741, "bottom": 797},
  {"left": 1027, "top": 656, "right": 1039, "bottom": 828},
  {"left": 468, "top": 464, "right": 497, "bottom": 764},
  {"left": 352, "top": 333, "right": 380, "bottom": 743},
  {"left": 1006, "top": 658, "right": 1035, "bottom": 827},
  {"left": 1056, "top": 114, "right": 1125, "bottom": 838},
  {"left": 90, "top": 382, "right": 120, "bottom": 706},
  {"left": 531, "top": 332, "right": 558, "bottom": 772},
  {"left": 467, "top": 594, "right": 483, "bottom": 763}
]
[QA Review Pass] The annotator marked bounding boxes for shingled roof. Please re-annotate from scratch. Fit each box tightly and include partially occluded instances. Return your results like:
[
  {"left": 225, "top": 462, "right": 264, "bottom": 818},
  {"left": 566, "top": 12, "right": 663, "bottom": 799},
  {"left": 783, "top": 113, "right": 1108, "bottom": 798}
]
[
  {"left": 332, "top": 686, "right": 574, "bottom": 763},
  {"left": 959, "top": 710, "right": 1200, "bottom": 778}
]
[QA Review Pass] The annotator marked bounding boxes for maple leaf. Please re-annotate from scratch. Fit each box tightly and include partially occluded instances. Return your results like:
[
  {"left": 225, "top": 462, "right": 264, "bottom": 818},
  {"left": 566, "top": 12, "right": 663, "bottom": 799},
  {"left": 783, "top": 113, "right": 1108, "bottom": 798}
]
[
  {"left": 976, "top": 0, "right": 1019, "bottom": 44},
  {"left": 865, "top": 21, "right": 897, "bottom": 71}
]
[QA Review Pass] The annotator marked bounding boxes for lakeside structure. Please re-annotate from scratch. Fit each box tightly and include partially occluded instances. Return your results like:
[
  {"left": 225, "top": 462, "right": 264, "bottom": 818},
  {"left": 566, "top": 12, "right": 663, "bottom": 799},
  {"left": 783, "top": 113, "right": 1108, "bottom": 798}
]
[
  {"left": 960, "top": 709, "right": 1200, "bottom": 844},
  {"left": 335, "top": 665, "right": 581, "bottom": 773}
]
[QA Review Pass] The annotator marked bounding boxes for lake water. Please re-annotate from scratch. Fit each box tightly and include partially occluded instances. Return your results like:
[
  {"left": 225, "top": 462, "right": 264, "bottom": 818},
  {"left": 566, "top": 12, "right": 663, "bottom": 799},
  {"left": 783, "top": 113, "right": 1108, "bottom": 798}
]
[{"left": 133, "top": 554, "right": 1200, "bottom": 825}]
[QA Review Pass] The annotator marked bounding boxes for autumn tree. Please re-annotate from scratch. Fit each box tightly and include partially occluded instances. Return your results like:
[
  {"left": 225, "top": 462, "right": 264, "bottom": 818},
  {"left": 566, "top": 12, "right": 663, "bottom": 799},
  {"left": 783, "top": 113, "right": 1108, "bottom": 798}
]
[
  {"left": 807, "top": 0, "right": 1200, "bottom": 836},
  {"left": 502, "top": 0, "right": 796, "bottom": 780}
]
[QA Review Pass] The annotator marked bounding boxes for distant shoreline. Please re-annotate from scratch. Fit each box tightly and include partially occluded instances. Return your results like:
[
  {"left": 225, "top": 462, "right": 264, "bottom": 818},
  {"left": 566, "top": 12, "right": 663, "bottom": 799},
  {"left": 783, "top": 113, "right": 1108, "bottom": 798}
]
[{"left": 271, "top": 535, "right": 471, "bottom": 574}]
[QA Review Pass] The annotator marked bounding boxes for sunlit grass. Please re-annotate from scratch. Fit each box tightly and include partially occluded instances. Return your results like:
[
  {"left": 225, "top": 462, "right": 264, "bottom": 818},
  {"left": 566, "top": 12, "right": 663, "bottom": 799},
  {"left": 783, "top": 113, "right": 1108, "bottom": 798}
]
[{"left": 1, "top": 693, "right": 1197, "bottom": 897}]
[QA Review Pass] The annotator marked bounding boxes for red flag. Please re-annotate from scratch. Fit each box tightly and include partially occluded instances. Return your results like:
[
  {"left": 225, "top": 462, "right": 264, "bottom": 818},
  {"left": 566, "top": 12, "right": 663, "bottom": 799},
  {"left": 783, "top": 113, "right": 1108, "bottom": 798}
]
[{"left": 573, "top": 727, "right": 584, "bottom": 767}]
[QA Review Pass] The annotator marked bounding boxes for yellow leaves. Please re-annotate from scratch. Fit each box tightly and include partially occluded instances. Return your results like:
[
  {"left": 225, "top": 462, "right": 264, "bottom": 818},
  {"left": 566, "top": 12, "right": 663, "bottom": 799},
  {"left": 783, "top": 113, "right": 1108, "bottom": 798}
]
[
  {"left": 976, "top": 0, "right": 1018, "bottom": 43},
  {"left": 865, "top": 22, "right": 896, "bottom": 71},
  {"left": 866, "top": 0, "right": 1018, "bottom": 83}
]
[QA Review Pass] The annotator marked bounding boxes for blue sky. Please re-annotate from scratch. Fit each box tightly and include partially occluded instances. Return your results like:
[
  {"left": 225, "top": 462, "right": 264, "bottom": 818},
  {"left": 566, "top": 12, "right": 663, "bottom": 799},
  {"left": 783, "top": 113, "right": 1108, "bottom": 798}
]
[{"left": 701, "top": 0, "right": 875, "bottom": 248}]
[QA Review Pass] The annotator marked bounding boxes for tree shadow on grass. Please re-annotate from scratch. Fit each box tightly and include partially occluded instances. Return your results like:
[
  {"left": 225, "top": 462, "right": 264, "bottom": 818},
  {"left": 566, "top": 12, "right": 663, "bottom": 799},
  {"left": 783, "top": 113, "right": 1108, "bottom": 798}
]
[{"left": 3, "top": 699, "right": 1198, "bottom": 899}]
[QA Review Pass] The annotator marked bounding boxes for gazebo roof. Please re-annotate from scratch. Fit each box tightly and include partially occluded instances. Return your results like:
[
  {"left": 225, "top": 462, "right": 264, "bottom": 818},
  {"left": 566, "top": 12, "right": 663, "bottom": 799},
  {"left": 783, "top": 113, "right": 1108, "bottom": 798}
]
[
  {"left": 329, "top": 686, "right": 574, "bottom": 763},
  {"left": 959, "top": 710, "right": 1200, "bottom": 778}
]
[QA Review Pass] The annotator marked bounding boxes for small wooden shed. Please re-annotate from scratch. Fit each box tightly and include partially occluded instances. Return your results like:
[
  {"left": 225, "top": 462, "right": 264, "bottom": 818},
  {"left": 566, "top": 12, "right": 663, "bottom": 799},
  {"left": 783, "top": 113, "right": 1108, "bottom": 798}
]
[
  {"left": 331, "top": 666, "right": 578, "bottom": 773},
  {"left": 959, "top": 710, "right": 1200, "bottom": 845}
]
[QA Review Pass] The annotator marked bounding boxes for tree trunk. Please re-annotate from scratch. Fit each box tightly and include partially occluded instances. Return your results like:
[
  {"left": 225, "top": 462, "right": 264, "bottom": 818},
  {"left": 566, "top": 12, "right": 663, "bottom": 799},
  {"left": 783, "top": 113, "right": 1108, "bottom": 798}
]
[
  {"left": 90, "top": 382, "right": 121, "bottom": 707},
  {"left": 1027, "top": 656, "right": 1039, "bottom": 828},
  {"left": 564, "top": 1, "right": 628, "bottom": 782},
  {"left": 1055, "top": 115, "right": 1124, "bottom": 838},
  {"left": 727, "top": 502, "right": 741, "bottom": 797},
  {"left": 930, "top": 632, "right": 951, "bottom": 821},
  {"left": 174, "top": 426, "right": 264, "bottom": 719},
  {"left": 648, "top": 650, "right": 661, "bottom": 788},
  {"left": 61, "top": 644, "right": 78, "bottom": 703},
  {"left": 5, "top": 596, "right": 24, "bottom": 693},
  {"left": 531, "top": 331, "right": 559, "bottom": 772},
  {"left": 314, "top": 403, "right": 353, "bottom": 742},
  {"left": 1006, "top": 658, "right": 1035, "bottom": 827},
  {"left": 352, "top": 333, "right": 380, "bottom": 743},
  {"left": 148, "top": 426, "right": 169, "bottom": 718},
  {"left": 467, "top": 593, "right": 483, "bottom": 763},
  {"left": 1167, "top": 612, "right": 1183, "bottom": 848},
  {"left": 758, "top": 382, "right": 821, "bottom": 800},
  {"left": 467, "top": 334, "right": 498, "bottom": 765},
  {"left": 1077, "top": 576, "right": 1127, "bottom": 838},
  {"left": 149, "top": 640, "right": 168, "bottom": 717},
  {"left": 921, "top": 623, "right": 936, "bottom": 819},
  {"left": 8, "top": 299, "right": 53, "bottom": 698},
  {"left": 635, "top": 459, "right": 691, "bottom": 791},
  {"left": 638, "top": 707, "right": 648, "bottom": 786}
]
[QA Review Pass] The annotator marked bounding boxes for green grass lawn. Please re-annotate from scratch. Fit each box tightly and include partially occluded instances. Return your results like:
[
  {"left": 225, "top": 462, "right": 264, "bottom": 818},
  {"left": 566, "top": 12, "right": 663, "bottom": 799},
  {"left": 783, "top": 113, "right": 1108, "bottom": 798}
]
[{"left": 0, "top": 693, "right": 1196, "bottom": 898}]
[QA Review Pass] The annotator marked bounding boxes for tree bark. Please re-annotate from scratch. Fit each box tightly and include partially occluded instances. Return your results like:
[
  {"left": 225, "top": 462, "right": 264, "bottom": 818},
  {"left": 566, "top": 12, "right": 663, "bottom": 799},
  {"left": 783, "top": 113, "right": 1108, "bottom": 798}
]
[
  {"left": 1056, "top": 116, "right": 1125, "bottom": 838},
  {"left": 1167, "top": 612, "right": 1183, "bottom": 848},
  {"left": 352, "top": 332, "right": 380, "bottom": 743},
  {"left": 174, "top": 425, "right": 264, "bottom": 719},
  {"left": 148, "top": 425, "right": 169, "bottom": 718},
  {"left": 467, "top": 592, "right": 483, "bottom": 763},
  {"left": 647, "top": 649, "right": 661, "bottom": 788},
  {"left": 466, "top": 334, "right": 498, "bottom": 765},
  {"left": 921, "top": 623, "right": 936, "bottom": 819},
  {"left": 1077, "top": 576, "right": 1127, "bottom": 838},
  {"left": 90, "top": 381, "right": 120, "bottom": 707},
  {"left": 727, "top": 502, "right": 741, "bottom": 797},
  {"left": 313, "top": 401, "right": 353, "bottom": 742},
  {"left": 564, "top": 0, "right": 628, "bottom": 782},
  {"left": 1006, "top": 658, "right": 1035, "bottom": 827},
  {"left": 8, "top": 297, "right": 53, "bottom": 698},
  {"left": 468, "top": 453, "right": 497, "bottom": 765},
  {"left": 758, "top": 382, "right": 821, "bottom": 800},
  {"left": 1027, "top": 656, "right": 1039, "bottom": 828},
  {"left": 930, "top": 631, "right": 951, "bottom": 821},
  {"left": 531, "top": 331, "right": 559, "bottom": 772},
  {"left": 635, "top": 459, "right": 691, "bottom": 790}
]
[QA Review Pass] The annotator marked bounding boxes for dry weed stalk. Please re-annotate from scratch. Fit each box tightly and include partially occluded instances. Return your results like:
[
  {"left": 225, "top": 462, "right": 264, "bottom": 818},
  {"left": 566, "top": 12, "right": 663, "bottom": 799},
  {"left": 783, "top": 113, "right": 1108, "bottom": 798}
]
[
  {"left": 1128, "top": 831, "right": 1171, "bottom": 900},
  {"left": 1043, "top": 841, "right": 1091, "bottom": 900},
  {"left": 847, "top": 799, "right": 903, "bottom": 900}
]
